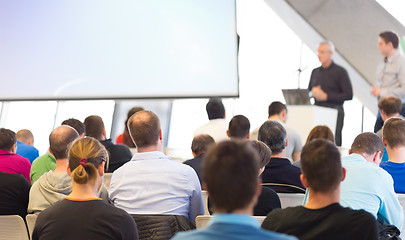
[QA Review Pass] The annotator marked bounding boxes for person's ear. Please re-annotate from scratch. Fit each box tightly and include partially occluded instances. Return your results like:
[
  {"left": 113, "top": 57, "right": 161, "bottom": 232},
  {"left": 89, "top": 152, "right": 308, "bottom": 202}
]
[
  {"left": 382, "top": 137, "right": 388, "bottom": 147},
  {"left": 341, "top": 167, "right": 346, "bottom": 182},
  {"left": 98, "top": 162, "right": 105, "bottom": 177},
  {"left": 285, "top": 138, "right": 289, "bottom": 147},
  {"left": 159, "top": 129, "right": 163, "bottom": 140},
  {"left": 246, "top": 132, "right": 250, "bottom": 139},
  {"left": 10, "top": 144, "right": 17, "bottom": 154},
  {"left": 255, "top": 178, "right": 262, "bottom": 197},
  {"left": 102, "top": 129, "right": 106, "bottom": 137},
  {"left": 300, "top": 174, "right": 309, "bottom": 188},
  {"left": 226, "top": 130, "right": 230, "bottom": 138},
  {"left": 373, "top": 151, "right": 382, "bottom": 164},
  {"left": 67, "top": 165, "right": 72, "bottom": 177}
]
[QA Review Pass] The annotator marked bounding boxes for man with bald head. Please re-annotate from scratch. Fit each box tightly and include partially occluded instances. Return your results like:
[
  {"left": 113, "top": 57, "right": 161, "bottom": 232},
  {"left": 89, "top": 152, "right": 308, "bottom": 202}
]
[
  {"left": 16, "top": 129, "right": 39, "bottom": 163},
  {"left": 109, "top": 110, "right": 204, "bottom": 223},
  {"left": 28, "top": 125, "right": 80, "bottom": 214}
]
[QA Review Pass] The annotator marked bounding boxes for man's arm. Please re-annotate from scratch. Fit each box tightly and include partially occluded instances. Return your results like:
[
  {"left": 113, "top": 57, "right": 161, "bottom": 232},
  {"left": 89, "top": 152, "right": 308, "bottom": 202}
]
[
  {"left": 326, "top": 68, "right": 353, "bottom": 103},
  {"left": 187, "top": 167, "right": 204, "bottom": 223}
]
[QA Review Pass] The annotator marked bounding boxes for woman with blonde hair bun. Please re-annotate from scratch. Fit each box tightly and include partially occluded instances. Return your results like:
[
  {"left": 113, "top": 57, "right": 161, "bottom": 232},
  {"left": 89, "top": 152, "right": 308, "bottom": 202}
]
[{"left": 32, "top": 137, "right": 138, "bottom": 240}]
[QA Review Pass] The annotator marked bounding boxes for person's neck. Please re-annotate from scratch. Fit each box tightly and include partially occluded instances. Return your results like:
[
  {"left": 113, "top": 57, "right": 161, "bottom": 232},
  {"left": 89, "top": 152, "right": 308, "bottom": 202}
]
[
  {"left": 321, "top": 60, "right": 332, "bottom": 68},
  {"left": 272, "top": 150, "right": 287, "bottom": 159},
  {"left": 305, "top": 187, "right": 340, "bottom": 209},
  {"left": 387, "top": 146, "right": 405, "bottom": 163},
  {"left": 137, "top": 145, "right": 161, "bottom": 153},
  {"left": 53, "top": 159, "right": 69, "bottom": 174},
  {"left": 386, "top": 49, "right": 397, "bottom": 59},
  {"left": 387, "top": 113, "right": 401, "bottom": 119},
  {"left": 68, "top": 182, "right": 99, "bottom": 199}
]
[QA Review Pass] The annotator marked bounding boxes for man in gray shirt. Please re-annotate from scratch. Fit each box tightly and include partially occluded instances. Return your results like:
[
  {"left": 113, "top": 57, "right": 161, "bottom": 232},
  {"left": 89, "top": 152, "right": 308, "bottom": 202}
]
[{"left": 372, "top": 31, "right": 405, "bottom": 133}]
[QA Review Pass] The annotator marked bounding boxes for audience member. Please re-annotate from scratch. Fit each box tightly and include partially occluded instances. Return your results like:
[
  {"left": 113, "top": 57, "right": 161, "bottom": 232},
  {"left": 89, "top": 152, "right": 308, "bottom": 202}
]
[
  {"left": 251, "top": 102, "right": 302, "bottom": 162},
  {"left": 116, "top": 107, "right": 144, "bottom": 150},
  {"left": 340, "top": 132, "right": 403, "bottom": 230},
  {"left": 61, "top": 118, "right": 86, "bottom": 137},
  {"left": 172, "top": 141, "right": 296, "bottom": 240},
  {"left": 84, "top": 115, "right": 132, "bottom": 172},
  {"left": 262, "top": 139, "right": 377, "bottom": 240},
  {"left": 16, "top": 129, "right": 39, "bottom": 163},
  {"left": 376, "top": 96, "right": 404, "bottom": 138},
  {"left": 380, "top": 118, "right": 405, "bottom": 193},
  {"left": 183, "top": 134, "right": 215, "bottom": 186},
  {"left": 32, "top": 137, "right": 138, "bottom": 240},
  {"left": 227, "top": 115, "right": 250, "bottom": 139},
  {"left": 258, "top": 121, "right": 304, "bottom": 191},
  {"left": 109, "top": 110, "right": 203, "bottom": 223},
  {"left": 0, "top": 128, "right": 31, "bottom": 183},
  {"left": 30, "top": 148, "right": 56, "bottom": 184},
  {"left": 194, "top": 98, "right": 228, "bottom": 142},
  {"left": 0, "top": 172, "right": 30, "bottom": 219}
]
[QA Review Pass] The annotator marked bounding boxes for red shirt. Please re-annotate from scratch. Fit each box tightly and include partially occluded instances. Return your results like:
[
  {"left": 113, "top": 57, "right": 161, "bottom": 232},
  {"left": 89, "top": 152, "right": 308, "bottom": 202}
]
[{"left": 0, "top": 149, "right": 31, "bottom": 183}]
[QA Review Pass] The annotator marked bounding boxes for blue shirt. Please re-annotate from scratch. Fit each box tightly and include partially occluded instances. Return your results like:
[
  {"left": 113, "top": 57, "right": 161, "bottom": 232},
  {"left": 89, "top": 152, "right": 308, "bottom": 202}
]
[
  {"left": 172, "top": 214, "right": 297, "bottom": 240},
  {"left": 16, "top": 140, "right": 39, "bottom": 163},
  {"left": 109, "top": 151, "right": 203, "bottom": 223},
  {"left": 380, "top": 161, "right": 405, "bottom": 194},
  {"left": 340, "top": 153, "right": 403, "bottom": 229}
]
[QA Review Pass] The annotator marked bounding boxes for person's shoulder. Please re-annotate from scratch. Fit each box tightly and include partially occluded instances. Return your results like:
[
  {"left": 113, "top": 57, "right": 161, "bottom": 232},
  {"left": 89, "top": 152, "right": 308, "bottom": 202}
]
[{"left": 0, "top": 171, "right": 30, "bottom": 184}]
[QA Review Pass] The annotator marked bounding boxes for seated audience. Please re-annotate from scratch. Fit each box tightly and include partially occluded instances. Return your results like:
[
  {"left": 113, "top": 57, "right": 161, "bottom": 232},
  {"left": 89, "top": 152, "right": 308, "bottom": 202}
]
[
  {"left": 16, "top": 129, "right": 39, "bottom": 163},
  {"left": 84, "top": 115, "right": 132, "bottom": 172},
  {"left": 262, "top": 139, "right": 378, "bottom": 240},
  {"left": 227, "top": 114, "right": 250, "bottom": 139},
  {"left": 380, "top": 118, "right": 405, "bottom": 193},
  {"left": 183, "top": 134, "right": 215, "bottom": 186},
  {"left": 0, "top": 172, "right": 30, "bottom": 218},
  {"left": 258, "top": 121, "right": 304, "bottom": 191},
  {"left": 377, "top": 96, "right": 404, "bottom": 138},
  {"left": 251, "top": 101, "right": 302, "bottom": 162},
  {"left": 340, "top": 132, "right": 403, "bottom": 231},
  {"left": 61, "top": 118, "right": 86, "bottom": 137},
  {"left": 172, "top": 141, "right": 296, "bottom": 240},
  {"left": 109, "top": 110, "right": 203, "bottom": 223},
  {"left": 194, "top": 98, "right": 228, "bottom": 142},
  {"left": 32, "top": 137, "right": 138, "bottom": 240},
  {"left": 0, "top": 128, "right": 31, "bottom": 183},
  {"left": 116, "top": 107, "right": 144, "bottom": 151}
]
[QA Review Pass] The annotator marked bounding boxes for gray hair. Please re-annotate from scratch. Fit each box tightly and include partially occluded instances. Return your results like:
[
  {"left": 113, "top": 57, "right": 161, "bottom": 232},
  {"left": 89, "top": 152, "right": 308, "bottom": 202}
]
[{"left": 320, "top": 40, "right": 335, "bottom": 53}]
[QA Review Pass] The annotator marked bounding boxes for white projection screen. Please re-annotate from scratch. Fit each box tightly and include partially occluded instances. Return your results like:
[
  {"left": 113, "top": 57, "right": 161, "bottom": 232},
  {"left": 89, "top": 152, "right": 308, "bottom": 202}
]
[{"left": 0, "top": 0, "right": 238, "bottom": 100}]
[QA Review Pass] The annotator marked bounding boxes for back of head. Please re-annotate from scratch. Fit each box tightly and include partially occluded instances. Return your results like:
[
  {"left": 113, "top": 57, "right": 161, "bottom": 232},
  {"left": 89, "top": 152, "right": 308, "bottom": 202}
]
[
  {"left": 128, "top": 110, "right": 161, "bottom": 149},
  {"left": 123, "top": 107, "right": 145, "bottom": 148},
  {"left": 383, "top": 118, "right": 405, "bottom": 149},
  {"left": 379, "top": 31, "right": 399, "bottom": 49},
  {"left": 68, "top": 137, "right": 108, "bottom": 185},
  {"left": 301, "top": 139, "right": 342, "bottom": 193},
  {"left": 191, "top": 134, "right": 215, "bottom": 156},
  {"left": 378, "top": 96, "right": 402, "bottom": 116},
  {"left": 228, "top": 115, "right": 250, "bottom": 138},
  {"left": 268, "top": 101, "right": 286, "bottom": 117},
  {"left": 49, "top": 125, "right": 80, "bottom": 159},
  {"left": 0, "top": 128, "right": 16, "bottom": 152},
  {"left": 83, "top": 115, "right": 105, "bottom": 140},
  {"left": 203, "top": 140, "right": 259, "bottom": 212},
  {"left": 306, "top": 125, "right": 335, "bottom": 144},
  {"left": 206, "top": 98, "right": 225, "bottom": 120},
  {"left": 61, "top": 118, "right": 85, "bottom": 136},
  {"left": 251, "top": 140, "right": 272, "bottom": 168},
  {"left": 16, "top": 129, "right": 34, "bottom": 145},
  {"left": 258, "top": 120, "right": 287, "bottom": 154},
  {"left": 351, "top": 132, "right": 384, "bottom": 155},
  {"left": 127, "top": 107, "right": 145, "bottom": 120}
]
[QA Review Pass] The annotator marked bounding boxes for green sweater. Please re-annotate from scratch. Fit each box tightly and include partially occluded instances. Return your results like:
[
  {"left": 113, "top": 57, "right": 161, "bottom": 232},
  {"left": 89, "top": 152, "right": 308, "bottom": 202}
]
[{"left": 30, "top": 151, "right": 56, "bottom": 184}]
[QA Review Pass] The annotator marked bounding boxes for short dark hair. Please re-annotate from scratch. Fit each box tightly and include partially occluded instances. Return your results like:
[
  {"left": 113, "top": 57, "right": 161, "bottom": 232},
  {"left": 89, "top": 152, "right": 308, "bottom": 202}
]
[
  {"left": 268, "top": 101, "right": 287, "bottom": 117},
  {"left": 61, "top": 118, "right": 85, "bottom": 136},
  {"left": 258, "top": 120, "right": 286, "bottom": 154},
  {"left": 49, "top": 125, "right": 80, "bottom": 159},
  {"left": 306, "top": 125, "right": 335, "bottom": 144},
  {"left": 351, "top": 132, "right": 384, "bottom": 155},
  {"left": 128, "top": 110, "right": 161, "bottom": 149},
  {"left": 228, "top": 115, "right": 250, "bottom": 138},
  {"left": 0, "top": 128, "right": 16, "bottom": 151},
  {"left": 83, "top": 115, "right": 105, "bottom": 140},
  {"left": 379, "top": 31, "right": 399, "bottom": 49},
  {"left": 206, "top": 98, "right": 225, "bottom": 120},
  {"left": 203, "top": 141, "right": 259, "bottom": 212},
  {"left": 383, "top": 118, "right": 405, "bottom": 148},
  {"left": 301, "top": 139, "right": 342, "bottom": 193},
  {"left": 191, "top": 134, "right": 215, "bottom": 156},
  {"left": 251, "top": 140, "right": 272, "bottom": 168},
  {"left": 378, "top": 96, "right": 402, "bottom": 116}
]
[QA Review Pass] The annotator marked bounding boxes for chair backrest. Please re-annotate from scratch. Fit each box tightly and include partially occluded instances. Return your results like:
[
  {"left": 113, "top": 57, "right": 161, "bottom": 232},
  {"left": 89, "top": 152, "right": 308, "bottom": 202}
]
[
  {"left": 396, "top": 194, "right": 405, "bottom": 239},
  {"left": 202, "top": 190, "right": 210, "bottom": 215},
  {"left": 262, "top": 183, "right": 306, "bottom": 193},
  {"left": 103, "top": 172, "right": 113, "bottom": 190},
  {"left": 26, "top": 214, "right": 38, "bottom": 238},
  {"left": 195, "top": 215, "right": 266, "bottom": 229},
  {"left": 277, "top": 193, "right": 305, "bottom": 208},
  {"left": 131, "top": 214, "right": 195, "bottom": 240},
  {"left": 0, "top": 215, "right": 29, "bottom": 240}
]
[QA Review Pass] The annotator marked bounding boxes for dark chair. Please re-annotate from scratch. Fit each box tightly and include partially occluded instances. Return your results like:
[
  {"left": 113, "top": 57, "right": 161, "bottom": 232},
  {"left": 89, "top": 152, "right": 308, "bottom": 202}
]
[
  {"left": 131, "top": 214, "right": 195, "bottom": 240},
  {"left": 262, "top": 183, "right": 306, "bottom": 194}
]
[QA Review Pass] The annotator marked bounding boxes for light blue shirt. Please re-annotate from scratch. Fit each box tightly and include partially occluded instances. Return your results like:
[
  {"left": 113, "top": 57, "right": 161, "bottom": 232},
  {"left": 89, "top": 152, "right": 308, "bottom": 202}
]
[
  {"left": 109, "top": 151, "right": 203, "bottom": 223},
  {"left": 340, "top": 153, "right": 403, "bottom": 229},
  {"left": 172, "top": 214, "right": 297, "bottom": 240}
]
